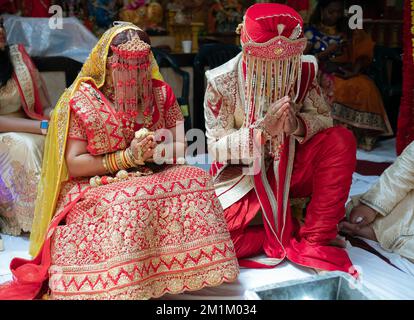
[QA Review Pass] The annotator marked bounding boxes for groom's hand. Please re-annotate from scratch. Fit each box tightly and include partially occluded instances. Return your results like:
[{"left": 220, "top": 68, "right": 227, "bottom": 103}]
[{"left": 261, "top": 96, "right": 291, "bottom": 138}]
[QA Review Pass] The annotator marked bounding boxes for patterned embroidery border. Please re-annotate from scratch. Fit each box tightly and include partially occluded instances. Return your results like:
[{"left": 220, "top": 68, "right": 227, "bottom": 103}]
[
  {"left": 49, "top": 241, "right": 238, "bottom": 300},
  {"left": 9, "top": 45, "right": 35, "bottom": 112},
  {"left": 332, "top": 102, "right": 391, "bottom": 134}
]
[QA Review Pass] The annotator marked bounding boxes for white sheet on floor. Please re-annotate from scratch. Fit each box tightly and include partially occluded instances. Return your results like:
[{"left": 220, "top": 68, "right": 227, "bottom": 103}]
[
  {"left": 348, "top": 173, "right": 379, "bottom": 201},
  {"left": 347, "top": 244, "right": 414, "bottom": 299},
  {"left": 161, "top": 261, "right": 317, "bottom": 300},
  {"left": 0, "top": 234, "right": 30, "bottom": 284},
  {"left": 356, "top": 138, "right": 397, "bottom": 163},
  {"left": 162, "top": 242, "right": 414, "bottom": 300},
  {"left": 360, "top": 238, "right": 414, "bottom": 278}
]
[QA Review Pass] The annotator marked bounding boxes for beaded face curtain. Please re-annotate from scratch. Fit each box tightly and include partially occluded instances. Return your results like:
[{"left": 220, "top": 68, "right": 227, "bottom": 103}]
[
  {"left": 241, "top": 32, "right": 307, "bottom": 124},
  {"left": 108, "top": 29, "right": 154, "bottom": 125},
  {"left": 237, "top": 13, "right": 308, "bottom": 158}
]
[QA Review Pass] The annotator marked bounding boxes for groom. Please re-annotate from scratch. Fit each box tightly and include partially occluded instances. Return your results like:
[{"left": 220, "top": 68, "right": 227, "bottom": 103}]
[{"left": 204, "top": 3, "right": 357, "bottom": 273}]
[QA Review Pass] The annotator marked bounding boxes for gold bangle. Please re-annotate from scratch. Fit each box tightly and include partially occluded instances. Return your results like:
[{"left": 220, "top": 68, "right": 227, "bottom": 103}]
[
  {"left": 109, "top": 153, "right": 119, "bottom": 173},
  {"left": 115, "top": 151, "right": 125, "bottom": 170},
  {"left": 104, "top": 154, "right": 114, "bottom": 174},
  {"left": 106, "top": 153, "right": 115, "bottom": 174},
  {"left": 123, "top": 148, "right": 136, "bottom": 168},
  {"left": 102, "top": 155, "right": 110, "bottom": 174},
  {"left": 119, "top": 150, "right": 127, "bottom": 169},
  {"left": 120, "top": 150, "right": 133, "bottom": 170}
]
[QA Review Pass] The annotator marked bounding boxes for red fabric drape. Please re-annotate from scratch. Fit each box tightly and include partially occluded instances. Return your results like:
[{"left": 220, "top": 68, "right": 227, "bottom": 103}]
[{"left": 396, "top": 0, "right": 414, "bottom": 155}]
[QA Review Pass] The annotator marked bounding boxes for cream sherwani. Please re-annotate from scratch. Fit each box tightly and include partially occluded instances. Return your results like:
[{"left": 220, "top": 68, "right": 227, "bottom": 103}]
[{"left": 350, "top": 142, "right": 414, "bottom": 262}]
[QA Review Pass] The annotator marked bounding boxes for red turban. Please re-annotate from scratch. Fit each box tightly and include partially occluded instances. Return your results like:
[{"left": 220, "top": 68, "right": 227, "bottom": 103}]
[
  {"left": 239, "top": 3, "right": 307, "bottom": 131},
  {"left": 241, "top": 3, "right": 304, "bottom": 44}
]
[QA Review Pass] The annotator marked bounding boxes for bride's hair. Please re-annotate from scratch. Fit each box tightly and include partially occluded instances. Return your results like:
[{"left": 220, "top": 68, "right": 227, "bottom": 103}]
[
  {"left": 0, "top": 19, "right": 13, "bottom": 88},
  {"left": 0, "top": 46, "right": 13, "bottom": 88},
  {"left": 109, "top": 29, "right": 151, "bottom": 55}
]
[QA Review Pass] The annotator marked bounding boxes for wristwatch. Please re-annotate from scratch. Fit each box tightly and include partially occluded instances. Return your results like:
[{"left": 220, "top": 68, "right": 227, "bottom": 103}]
[{"left": 40, "top": 120, "right": 49, "bottom": 135}]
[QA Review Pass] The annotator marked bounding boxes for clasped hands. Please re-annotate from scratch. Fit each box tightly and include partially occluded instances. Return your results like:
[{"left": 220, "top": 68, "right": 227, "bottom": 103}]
[
  {"left": 129, "top": 129, "right": 158, "bottom": 164},
  {"left": 259, "top": 96, "right": 303, "bottom": 139}
]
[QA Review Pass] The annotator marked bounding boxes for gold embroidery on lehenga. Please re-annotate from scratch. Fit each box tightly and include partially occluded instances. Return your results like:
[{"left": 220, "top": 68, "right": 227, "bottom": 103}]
[{"left": 49, "top": 165, "right": 239, "bottom": 299}]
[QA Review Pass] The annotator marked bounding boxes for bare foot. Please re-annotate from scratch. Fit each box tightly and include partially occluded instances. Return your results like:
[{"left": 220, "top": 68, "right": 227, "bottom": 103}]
[{"left": 339, "top": 221, "right": 378, "bottom": 242}]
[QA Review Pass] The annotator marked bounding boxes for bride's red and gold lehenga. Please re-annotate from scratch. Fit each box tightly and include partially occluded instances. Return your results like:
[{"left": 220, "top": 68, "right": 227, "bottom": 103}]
[{"left": 0, "top": 24, "right": 238, "bottom": 300}]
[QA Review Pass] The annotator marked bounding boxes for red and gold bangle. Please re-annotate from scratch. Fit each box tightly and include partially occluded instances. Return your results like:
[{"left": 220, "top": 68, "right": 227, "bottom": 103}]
[
  {"left": 112, "top": 153, "right": 120, "bottom": 171},
  {"left": 102, "top": 155, "right": 109, "bottom": 173},
  {"left": 119, "top": 150, "right": 133, "bottom": 170},
  {"left": 108, "top": 153, "right": 119, "bottom": 173},
  {"left": 104, "top": 154, "right": 115, "bottom": 174},
  {"left": 118, "top": 150, "right": 128, "bottom": 169},
  {"left": 115, "top": 151, "right": 125, "bottom": 171},
  {"left": 105, "top": 154, "right": 114, "bottom": 173},
  {"left": 123, "top": 148, "right": 136, "bottom": 168}
]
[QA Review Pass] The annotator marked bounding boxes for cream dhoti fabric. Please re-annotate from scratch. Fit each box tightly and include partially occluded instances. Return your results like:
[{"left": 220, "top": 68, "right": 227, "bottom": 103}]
[
  {"left": 371, "top": 190, "right": 414, "bottom": 262},
  {"left": 348, "top": 142, "right": 414, "bottom": 262}
]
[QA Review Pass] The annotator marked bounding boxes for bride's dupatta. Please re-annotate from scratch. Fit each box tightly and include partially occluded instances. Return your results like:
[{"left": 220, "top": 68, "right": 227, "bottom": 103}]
[{"left": 0, "top": 23, "right": 163, "bottom": 300}]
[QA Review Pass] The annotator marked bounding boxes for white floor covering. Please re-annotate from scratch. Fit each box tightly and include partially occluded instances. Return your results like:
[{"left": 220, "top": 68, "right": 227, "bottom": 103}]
[
  {"left": 2, "top": 138, "right": 414, "bottom": 299},
  {"left": 356, "top": 138, "right": 397, "bottom": 163}
]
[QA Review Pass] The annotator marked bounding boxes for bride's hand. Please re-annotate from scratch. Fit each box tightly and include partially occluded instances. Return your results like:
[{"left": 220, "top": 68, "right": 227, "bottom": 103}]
[{"left": 130, "top": 135, "right": 157, "bottom": 163}]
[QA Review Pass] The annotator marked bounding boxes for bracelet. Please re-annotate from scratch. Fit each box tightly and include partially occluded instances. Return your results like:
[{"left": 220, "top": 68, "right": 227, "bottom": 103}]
[
  {"left": 109, "top": 153, "right": 119, "bottom": 173},
  {"left": 104, "top": 148, "right": 146, "bottom": 175},
  {"left": 115, "top": 151, "right": 125, "bottom": 171},
  {"left": 40, "top": 120, "right": 49, "bottom": 135},
  {"left": 104, "top": 153, "right": 119, "bottom": 174},
  {"left": 105, "top": 153, "right": 118, "bottom": 174},
  {"left": 102, "top": 155, "right": 110, "bottom": 174},
  {"left": 123, "top": 148, "right": 136, "bottom": 168}
]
